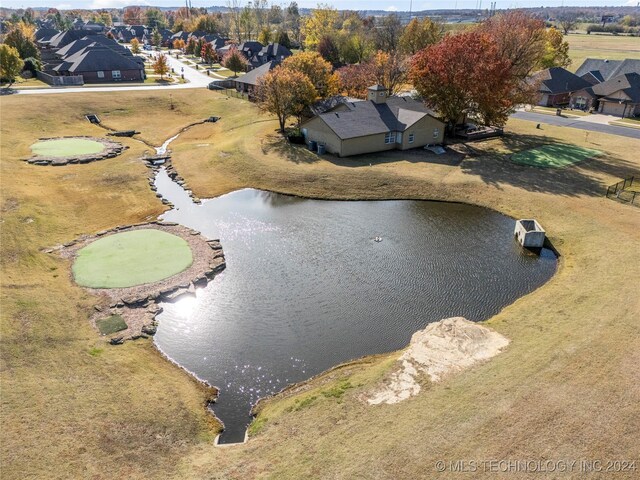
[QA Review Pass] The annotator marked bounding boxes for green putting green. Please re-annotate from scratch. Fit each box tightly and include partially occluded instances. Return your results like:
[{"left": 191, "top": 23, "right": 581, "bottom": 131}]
[
  {"left": 511, "top": 144, "right": 601, "bottom": 168},
  {"left": 31, "top": 138, "right": 105, "bottom": 157},
  {"left": 73, "top": 229, "right": 193, "bottom": 288}
]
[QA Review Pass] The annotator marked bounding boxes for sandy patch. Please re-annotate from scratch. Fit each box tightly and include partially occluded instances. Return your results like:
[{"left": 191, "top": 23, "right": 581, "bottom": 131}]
[{"left": 367, "top": 317, "right": 509, "bottom": 405}]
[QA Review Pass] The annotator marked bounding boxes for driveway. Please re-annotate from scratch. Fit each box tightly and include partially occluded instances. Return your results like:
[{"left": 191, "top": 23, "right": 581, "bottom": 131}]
[
  {"left": 512, "top": 111, "right": 640, "bottom": 140},
  {"left": 16, "top": 52, "right": 213, "bottom": 95}
]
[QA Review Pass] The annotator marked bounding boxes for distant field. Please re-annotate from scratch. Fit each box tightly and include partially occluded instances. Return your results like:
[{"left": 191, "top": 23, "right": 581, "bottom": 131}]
[{"left": 566, "top": 33, "right": 640, "bottom": 71}]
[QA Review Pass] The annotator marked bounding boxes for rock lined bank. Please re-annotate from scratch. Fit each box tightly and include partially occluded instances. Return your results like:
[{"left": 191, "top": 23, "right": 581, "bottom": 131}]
[
  {"left": 26, "top": 136, "right": 127, "bottom": 166},
  {"left": 49, "top": 222, "right": 225, "bottom": 343}
]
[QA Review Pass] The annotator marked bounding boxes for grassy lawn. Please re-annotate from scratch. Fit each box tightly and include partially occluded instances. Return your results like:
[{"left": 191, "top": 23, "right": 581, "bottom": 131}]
[
  {"left": 1, "top": 90, "right": 639, "bottom": 479},
  {"left": 565, "top": 33, "right": 640, "bottom": 71},
  {"left": 511, "top": 144, "right": 602, "bottom": 168},
  {"left": 73, "top": 229, "right": 193, "bottom": 288},
  {"left": 1, "top": 77, "right": 50, "bottom": 89},
  {"left": 610, "top": 118, "right": 640, "bottom": 129},
  {"left": 31, "top": 138, "right": 106, "bottom": 157},
  {"left": 531, "top": 106, "right": 589, "bottom": 118}
]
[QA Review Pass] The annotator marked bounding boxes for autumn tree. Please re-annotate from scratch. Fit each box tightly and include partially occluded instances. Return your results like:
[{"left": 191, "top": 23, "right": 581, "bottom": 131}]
[
  {"left": 153, "top": 53, "right": 170, "bottom": 80},
  {"left": 173, "top": 38, "right": 186, "bottom": 51},
  {"left": 257, "top": 66, "right": 316, "bottom": 132},
  {"left": 186, "top": 37, "right": 198, "bottom": 56},
  {"left": 281, "top": 51, "right": 339, "bottom": 99},
  {"left": 201, "top": 43, "right": 217, "bottom": 64},
  {"left": 130, "top": 38, "right": 141, "bottom": 54},
  {"left": 337, "top": 62, "right": 376, "bottom": 98},
  {"left": 477, "top": 10, "right": 550, "bottom": 105},
  {"left": 302, "top": 5, "right": 339, "bottom": 51},
  {"left": 222, "top": 47, "right": 248, "bottom": 76},
  {"left": 194, "top": 14, "right": 220, "bottom": 34},
  {"left": 317, "top": 35, "right": 340, "bottom": 65},
  {"left": 411, "top": 31, "right": 516, "bottom": 128},
  {"left": 399, "top": 17, "right": 444, "bottom": 55},
  {"left": 4, "top": 22, "right": 39, "bottom": 60},
  {"left": 337, "top": 13, "right": 374, "bottom": 64},
  {"left": 258, "top": 26, "right": 272, "bottom": 45},
  {"left": 540, "top": 27, "right": 571, "bottom": 69},
  {"left": 478, "top": 11, "right": 547, "bottom": 81},
  {"left": 0, "top": 44, "right": 24, "bottom": 87},
  {"left": 123, "top": 6, "right": 142, "bottom": 25},
  {"left": 337, "top": 50, "right": 406, "bottom": 98}
]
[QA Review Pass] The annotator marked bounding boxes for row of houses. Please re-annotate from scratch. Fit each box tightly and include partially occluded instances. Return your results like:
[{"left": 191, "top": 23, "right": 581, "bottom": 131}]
[
  {"left": 35, "top": 28, "right": 145, "bottom": 84},
  {"left": 536, "top": 58, "right": 640, "bottom": 118}
]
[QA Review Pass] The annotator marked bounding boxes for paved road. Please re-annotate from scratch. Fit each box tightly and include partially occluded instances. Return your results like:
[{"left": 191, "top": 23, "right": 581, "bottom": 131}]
[
  {"left": 16, "top": 52, "right": 212, "bottom": 95},
  {"left": 512, "top": 111, "right": 640, "bottom": 140}
]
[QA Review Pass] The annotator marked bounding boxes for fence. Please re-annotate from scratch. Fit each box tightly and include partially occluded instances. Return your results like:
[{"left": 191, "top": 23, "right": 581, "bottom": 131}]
[
  {"left": 606, "top": 176, "right": 638, "bottom": 206},
  {"left": 36, "top": 71, "right": 84, "bottom": 86}
]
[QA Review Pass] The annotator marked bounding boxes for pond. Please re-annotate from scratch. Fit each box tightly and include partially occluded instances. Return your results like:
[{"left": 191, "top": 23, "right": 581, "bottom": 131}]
[{"left": 153, "top": 169, "right": 557, "bottom": 444}]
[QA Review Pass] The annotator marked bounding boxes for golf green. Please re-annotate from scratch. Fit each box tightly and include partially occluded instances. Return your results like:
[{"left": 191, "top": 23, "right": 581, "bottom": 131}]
[
  {"left": 73, "top": 229, "right": 193, "bottom": 288},
  {"left": 31, "top": 138, "right": 105, "bottom": 158},
  {"left": 511, "top": 144, "right": 601, "bottom": 168}
]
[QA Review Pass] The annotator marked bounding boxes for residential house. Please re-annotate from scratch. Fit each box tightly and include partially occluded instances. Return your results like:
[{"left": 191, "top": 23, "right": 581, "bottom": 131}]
[
  {"left": 535, "top": 67, "right": 591, "bottom": 107},
  {"left": 234, "top": 60, "right": 277, "bottom": 96},
  {"left": 590, "top": 73, "right": 640, "bottom": 117},
  {"left": 301, "top": 85, "right": 445, "bottom": 157},
  {"left": 575, "top": 58, "right": 640, "bottom": 84},
  {"left": 569, "top": 58, "right": 640, "bottom": 115},
  {"left": 249, "top": 43, "right": 292, "bottom": 69},
  {"left": 52, "top": 45, "right": 144, "bottom": 83}
]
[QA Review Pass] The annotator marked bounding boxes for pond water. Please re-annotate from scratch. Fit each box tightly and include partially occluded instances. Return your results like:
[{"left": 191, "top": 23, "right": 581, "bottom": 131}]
[{"left": 153, "top": 168, "right": 557, "bottom": 444}]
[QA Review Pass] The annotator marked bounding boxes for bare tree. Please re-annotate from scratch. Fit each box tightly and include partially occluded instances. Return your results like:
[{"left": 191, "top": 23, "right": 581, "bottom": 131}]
[{"left": 558, "top": 14, "right": 578, "bottom": 35}]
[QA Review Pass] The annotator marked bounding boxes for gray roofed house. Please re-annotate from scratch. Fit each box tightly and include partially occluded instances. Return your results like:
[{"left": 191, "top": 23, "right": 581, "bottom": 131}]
[
  {"left": 46, "top": 30, "right": 100, "bottom": 49},
  {"left": 535, "top": 67, "right": 592, "bottom": 107},
  {"left": 590, "top": 72, "right": 640, "bottom": 117},
  {"left": 302, "top": 85, "right": 445, "bottom": 157},
  {"left": 35, "top": 28, "right": 60, "bottom": 43},
  {"left": 574, "top": 58, "right": 640, "bottom": 84},
  {"left": 249, "top": 42, "right": 292, "bottom": 68},
  {"left": 51, "top": 45, "right": 144, "bottom": 83},
  {"left": 234, "top": 60, "right": 277, "bottom": 95}
]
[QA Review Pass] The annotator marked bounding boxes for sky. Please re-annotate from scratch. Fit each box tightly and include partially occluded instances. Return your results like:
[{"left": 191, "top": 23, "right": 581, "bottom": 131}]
[{"left": 3, "top": 0, "right": 638, "bottom": 14}]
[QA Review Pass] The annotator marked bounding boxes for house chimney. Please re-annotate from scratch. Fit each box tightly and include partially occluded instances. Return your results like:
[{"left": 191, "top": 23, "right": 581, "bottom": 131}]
[{"left": 367, "top": 85, "right": 388, "bottom": 104}]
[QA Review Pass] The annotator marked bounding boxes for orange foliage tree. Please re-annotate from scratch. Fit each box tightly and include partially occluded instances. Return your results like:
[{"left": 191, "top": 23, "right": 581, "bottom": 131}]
[{"left": 410, "top": 31, "right": 515, "bottom": 128}]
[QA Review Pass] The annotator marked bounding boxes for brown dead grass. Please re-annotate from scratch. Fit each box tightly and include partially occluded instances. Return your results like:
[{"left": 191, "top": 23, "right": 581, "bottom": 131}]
[{"left": 2, "top": 90, "right": 639, "bottom": 479}]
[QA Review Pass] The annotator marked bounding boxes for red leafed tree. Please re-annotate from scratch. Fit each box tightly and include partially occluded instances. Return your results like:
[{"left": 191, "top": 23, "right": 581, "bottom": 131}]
[
  {"left": 337, "top": 63, "right": 376, "bottom": 99},
  {"left": 337, "top": 51, "right": 406, "bottom": 99},
  {"left": 123, "top": 6, "right": 142, "bottom": 25},
  {"left": 222, "top": 47, "right": 248, "bottom": 76},
  {"left": 201, "top": 43, "right": 217, "bottom": 64},
  {"left": 410, "top": 31, "right": 515, "bottom": 128}
]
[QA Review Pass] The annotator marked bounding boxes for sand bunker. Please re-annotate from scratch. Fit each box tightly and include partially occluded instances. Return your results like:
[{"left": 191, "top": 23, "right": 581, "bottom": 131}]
[{"left": 367, "top": 317, "right": 509, "bottom": 405}]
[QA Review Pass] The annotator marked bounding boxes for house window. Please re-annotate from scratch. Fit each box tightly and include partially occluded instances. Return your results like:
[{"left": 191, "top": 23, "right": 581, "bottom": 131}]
[
  {"left": 384, "top": 132, "right": 396, "bottom": 144},
  {"left": 408, "top": 133, "right": 415, "bottom": 144},
  {"left": 433, "top": 128, "right": 439, "bottom": 138},
  {"left": 112, "top": 70, "right": 121, "bottom": 79},
  {"left": 379, "top": 92, "right": 385, "bottom": 97},
  {"left": 575, "top": 96, "right": 587, "bottom": 109},
  {"left": 97, "top": 71, "right": 104, "bottom": 79}
]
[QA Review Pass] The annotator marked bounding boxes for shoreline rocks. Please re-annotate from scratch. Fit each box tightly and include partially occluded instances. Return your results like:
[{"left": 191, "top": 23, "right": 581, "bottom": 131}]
[
  {"left": 53, "top": 222, "right": 226, "bottom": 343},
  {"left": 25, "top": 136, "right": 127, "bottom": 166}
]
